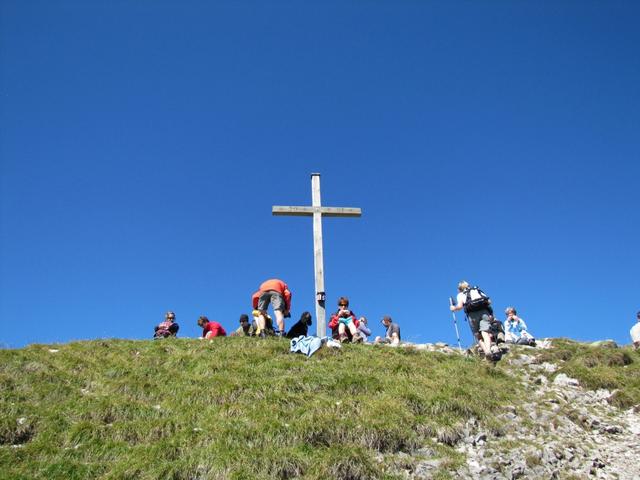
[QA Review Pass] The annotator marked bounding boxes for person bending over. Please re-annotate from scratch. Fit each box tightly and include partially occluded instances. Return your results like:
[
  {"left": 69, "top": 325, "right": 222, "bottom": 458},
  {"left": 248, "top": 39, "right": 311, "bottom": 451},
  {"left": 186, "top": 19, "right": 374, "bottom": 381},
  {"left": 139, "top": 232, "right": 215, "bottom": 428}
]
[{"left": 251, "top": 278, "right": 292, "bottom": 336}]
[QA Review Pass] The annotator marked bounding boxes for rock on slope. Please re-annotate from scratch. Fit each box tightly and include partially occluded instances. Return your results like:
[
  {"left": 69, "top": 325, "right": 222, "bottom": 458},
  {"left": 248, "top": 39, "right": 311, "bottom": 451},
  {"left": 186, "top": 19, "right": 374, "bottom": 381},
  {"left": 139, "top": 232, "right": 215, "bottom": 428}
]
[{"left": 411, "top": 345, "right": 640, "bottom": 480}]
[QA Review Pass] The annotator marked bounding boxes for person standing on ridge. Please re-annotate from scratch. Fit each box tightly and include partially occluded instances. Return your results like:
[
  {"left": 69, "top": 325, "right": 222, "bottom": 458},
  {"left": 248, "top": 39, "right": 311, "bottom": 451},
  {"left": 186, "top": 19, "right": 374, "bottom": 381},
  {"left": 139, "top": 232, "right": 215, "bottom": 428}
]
[
  {"left": 252, "top": 278, "right": 291, "bottom": 336},
  {"left": 631, "top": 311, "right": 640, "bottom": 350},
  {"left": 450, "top": 281, "right": 500, "bottom": 360}
]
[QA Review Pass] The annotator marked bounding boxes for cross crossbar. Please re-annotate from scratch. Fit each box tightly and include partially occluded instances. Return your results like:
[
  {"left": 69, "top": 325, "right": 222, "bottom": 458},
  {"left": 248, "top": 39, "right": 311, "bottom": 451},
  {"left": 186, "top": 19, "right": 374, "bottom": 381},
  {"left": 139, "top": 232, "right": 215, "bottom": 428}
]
[
  {"left": 272, "top": 173, "right": 362, "bottom": 337},
  {"left": 272, "top": 206, "right": 362, "bottom": 217}
]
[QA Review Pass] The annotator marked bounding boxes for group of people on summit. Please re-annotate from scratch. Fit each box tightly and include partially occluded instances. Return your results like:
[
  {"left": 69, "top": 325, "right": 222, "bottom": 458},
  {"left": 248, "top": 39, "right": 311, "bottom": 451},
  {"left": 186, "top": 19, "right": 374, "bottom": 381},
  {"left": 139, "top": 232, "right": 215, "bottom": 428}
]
[
  {"left": 153, "top": 278, "right": 545, "bottom": 360},
  {"left": 154, "top": 277, "right": 639, "bottom": 360},
  {"left": 153, "top": 278, "right": 402, "bottom": 345}
]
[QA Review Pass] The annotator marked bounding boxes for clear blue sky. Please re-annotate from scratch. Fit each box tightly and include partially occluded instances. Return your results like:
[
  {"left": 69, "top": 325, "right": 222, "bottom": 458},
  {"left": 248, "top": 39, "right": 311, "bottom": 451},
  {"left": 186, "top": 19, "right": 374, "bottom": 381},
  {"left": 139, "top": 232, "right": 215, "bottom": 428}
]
[{"left": 1, "top": 1, "right": 639, "bottom": 348}]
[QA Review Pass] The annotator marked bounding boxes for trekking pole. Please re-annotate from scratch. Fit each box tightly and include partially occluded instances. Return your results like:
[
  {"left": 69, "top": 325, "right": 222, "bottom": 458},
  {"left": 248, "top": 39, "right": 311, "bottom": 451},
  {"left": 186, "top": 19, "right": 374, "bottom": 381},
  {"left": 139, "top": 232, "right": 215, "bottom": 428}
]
[{"left": 449, "top": 297, "right": 463, "bottom": 352}]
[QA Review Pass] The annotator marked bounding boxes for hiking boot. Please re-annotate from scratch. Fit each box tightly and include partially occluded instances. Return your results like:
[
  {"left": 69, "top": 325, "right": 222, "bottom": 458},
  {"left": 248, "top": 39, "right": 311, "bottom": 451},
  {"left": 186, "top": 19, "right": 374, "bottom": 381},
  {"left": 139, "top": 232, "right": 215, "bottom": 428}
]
[
  {"left": 352, "top": 333, "right": 363, "bottom": 344},
  {"left": 339, "top": 333, "right": 349, "bottom": 343}
]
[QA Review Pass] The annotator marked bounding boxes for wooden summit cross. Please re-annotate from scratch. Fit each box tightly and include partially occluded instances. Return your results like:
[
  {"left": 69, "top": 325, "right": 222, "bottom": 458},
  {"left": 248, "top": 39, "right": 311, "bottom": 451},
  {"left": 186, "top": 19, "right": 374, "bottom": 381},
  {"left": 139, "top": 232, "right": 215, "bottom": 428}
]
[{"left": 273, "top": 173, "right": 362, "bottom": 338}]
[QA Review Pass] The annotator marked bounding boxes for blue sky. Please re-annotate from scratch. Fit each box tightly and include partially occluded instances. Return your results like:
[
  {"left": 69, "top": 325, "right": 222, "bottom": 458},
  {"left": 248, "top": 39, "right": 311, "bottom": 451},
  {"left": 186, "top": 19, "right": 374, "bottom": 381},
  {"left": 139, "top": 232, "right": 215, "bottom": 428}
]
[{"left": 1, "top": 1, "right": 639, "bottom": 348}]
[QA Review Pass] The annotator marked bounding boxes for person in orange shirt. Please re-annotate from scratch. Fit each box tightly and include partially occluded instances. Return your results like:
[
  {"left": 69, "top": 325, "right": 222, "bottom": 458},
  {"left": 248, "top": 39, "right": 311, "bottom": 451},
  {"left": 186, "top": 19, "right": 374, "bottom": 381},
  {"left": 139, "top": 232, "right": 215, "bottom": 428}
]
[{"left": 251, "top": 278, "right": 292, "bottom": 336}]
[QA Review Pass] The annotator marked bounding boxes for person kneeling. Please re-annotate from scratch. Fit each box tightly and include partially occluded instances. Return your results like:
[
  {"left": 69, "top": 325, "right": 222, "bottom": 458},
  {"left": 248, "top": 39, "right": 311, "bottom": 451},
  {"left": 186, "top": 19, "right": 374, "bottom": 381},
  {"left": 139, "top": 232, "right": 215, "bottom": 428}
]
[{"left": 197, "top": 316, "right": 227, "bottom": 339}]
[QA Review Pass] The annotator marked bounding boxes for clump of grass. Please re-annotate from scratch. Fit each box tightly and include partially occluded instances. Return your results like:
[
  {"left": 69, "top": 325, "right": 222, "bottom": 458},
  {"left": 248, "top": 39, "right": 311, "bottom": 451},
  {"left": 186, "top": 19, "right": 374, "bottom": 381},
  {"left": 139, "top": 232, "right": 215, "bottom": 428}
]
[
  {"left": 537, "top": 339, "right": 640, "bottom": 408},
  {"left": 0, "top": 339, "right": 523, "bottom": 479}
]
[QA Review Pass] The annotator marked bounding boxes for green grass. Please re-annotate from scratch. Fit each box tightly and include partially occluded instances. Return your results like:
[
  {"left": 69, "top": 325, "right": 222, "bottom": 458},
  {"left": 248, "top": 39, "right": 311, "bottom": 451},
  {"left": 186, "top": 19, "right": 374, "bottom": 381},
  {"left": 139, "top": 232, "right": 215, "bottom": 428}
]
[
  {"left": 0, "top": 339, "right": 521, "bottom": 480},
  {"left": 1, "top": 338, "right": 638, "bottom": 479},
  {"left": 535, "top": 338, "right": 640, "bottom": 408}
]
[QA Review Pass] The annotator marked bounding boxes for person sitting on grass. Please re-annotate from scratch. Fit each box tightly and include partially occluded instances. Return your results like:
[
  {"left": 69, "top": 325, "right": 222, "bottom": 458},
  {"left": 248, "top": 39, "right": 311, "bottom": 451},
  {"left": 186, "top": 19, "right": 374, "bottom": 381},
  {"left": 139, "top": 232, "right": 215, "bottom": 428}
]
[
  {"left": 286, "top": 311, "right": 313, "bottom": 339},
  {"left": 197, "top": 316, "right": 227, "bottom": 339},
  {"left": 504, "top": 307, "right": 536, "bottom": 346},
  {"left": 356, "top": 316, "right": 372, "bottom": 343},
  {"left": 230, "top": 314, "right": 253, "bottom": 337},
  {"left": 328, "top": 297, "right": 362, "bottom": 343},
  {"left": 374, "top": 315, "right": 401, "bottom": 346},
  {"left": 154, "top": 311, "right": 180, "bottom": 338}
]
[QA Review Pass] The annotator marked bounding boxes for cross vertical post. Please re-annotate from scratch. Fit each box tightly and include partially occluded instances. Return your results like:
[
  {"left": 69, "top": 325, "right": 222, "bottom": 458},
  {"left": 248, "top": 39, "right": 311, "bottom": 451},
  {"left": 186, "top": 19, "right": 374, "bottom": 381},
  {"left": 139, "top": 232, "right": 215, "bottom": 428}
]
[
  {"left": 272, "top": 173, "right": 362, "bottom": 338},
  {"left": 311, "top": 174, "right": 326, "bottom": 336}
]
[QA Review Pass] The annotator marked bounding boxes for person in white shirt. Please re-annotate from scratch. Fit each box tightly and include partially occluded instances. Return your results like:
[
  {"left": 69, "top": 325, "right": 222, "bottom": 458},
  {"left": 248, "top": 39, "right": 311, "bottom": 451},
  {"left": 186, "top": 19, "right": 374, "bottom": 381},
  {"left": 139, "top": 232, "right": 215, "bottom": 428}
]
[
  {"left": 631, "top": 312, "right": 640, "bottom": 350},
  {"left": 450, "top": 281, "right": 498, "bottom": 358}
]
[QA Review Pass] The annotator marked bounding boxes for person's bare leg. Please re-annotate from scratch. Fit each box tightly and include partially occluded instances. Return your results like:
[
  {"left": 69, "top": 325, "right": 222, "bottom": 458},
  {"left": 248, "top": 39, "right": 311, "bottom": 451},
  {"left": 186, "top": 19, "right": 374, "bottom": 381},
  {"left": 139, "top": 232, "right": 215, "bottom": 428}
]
[
  {"left": 275, "top": 309, "right": 285, "bottom": 333},
  {"left": 480, "top": 331, "right": 493, "bottom": 355},
  {"left": 349, "top": 322, "right": 358, "bottom": 338},
  {"left": 256, "top": 313, "right": 266, "bottom": 332},
  {"left": 338, "top": 323, "right": 346, "bottom": 335}
]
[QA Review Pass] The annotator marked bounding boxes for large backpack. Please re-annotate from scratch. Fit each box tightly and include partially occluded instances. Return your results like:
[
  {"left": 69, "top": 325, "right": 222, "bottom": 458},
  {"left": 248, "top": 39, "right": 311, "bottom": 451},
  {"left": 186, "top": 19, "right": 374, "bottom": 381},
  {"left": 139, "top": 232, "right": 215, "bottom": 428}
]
[{"left": 463, "top": 286, "right": 491, "bottom": 314}]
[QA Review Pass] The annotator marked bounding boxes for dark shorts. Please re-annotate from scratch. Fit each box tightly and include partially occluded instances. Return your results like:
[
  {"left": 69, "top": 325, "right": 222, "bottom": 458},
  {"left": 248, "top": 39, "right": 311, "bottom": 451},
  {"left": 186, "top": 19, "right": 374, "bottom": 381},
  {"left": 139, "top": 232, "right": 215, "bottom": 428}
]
[
  {"left": 257, "top": 291, "right": 285, "bottom": 312},
  {"left": 467, "top": 309, "right": 492, "bottom": 337}
]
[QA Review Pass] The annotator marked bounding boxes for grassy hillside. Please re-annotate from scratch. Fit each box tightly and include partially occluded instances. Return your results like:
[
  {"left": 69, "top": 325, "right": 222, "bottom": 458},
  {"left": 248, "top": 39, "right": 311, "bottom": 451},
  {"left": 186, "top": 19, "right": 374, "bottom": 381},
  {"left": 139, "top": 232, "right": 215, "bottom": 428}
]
[{"left": 0, "top": 338, "right": 638, "bottom": 480}]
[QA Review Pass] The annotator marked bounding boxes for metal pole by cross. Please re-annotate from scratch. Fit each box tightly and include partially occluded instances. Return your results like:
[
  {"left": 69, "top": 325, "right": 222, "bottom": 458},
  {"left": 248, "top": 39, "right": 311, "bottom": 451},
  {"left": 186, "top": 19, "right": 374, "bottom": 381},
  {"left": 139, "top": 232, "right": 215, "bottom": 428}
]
[{"left": 272, "top": 173, "right": 362, "bottom": 337}]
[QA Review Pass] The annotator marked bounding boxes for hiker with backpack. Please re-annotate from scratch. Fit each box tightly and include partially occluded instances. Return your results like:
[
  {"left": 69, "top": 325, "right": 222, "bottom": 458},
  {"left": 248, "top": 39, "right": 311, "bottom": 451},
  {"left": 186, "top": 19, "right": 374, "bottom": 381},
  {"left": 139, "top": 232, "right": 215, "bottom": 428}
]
[
  {"left": 251, "top": 278, "right": 292, "bottom": 337},
  {"left": 450, "top": 281, "right": 500, "bottom": 360},
  {"left": 154, "top": 311, "right": 180, "bottom": 338},
  {"left": 504, "top": 307, "right": 536, "bottom": 346}
]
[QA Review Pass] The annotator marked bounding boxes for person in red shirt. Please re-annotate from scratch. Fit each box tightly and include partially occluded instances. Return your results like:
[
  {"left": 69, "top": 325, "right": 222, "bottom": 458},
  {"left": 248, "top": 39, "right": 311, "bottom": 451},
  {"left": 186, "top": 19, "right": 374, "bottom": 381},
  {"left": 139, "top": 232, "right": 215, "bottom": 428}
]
[
  {"left": 197, "top": 316, "right": 227, "bottom": 339},
  {"left": 251, "top": 278, "right": 292, "bottom": 336},
  {"left": 328, "top": 297, "right": 362, "bottom": 343}
]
